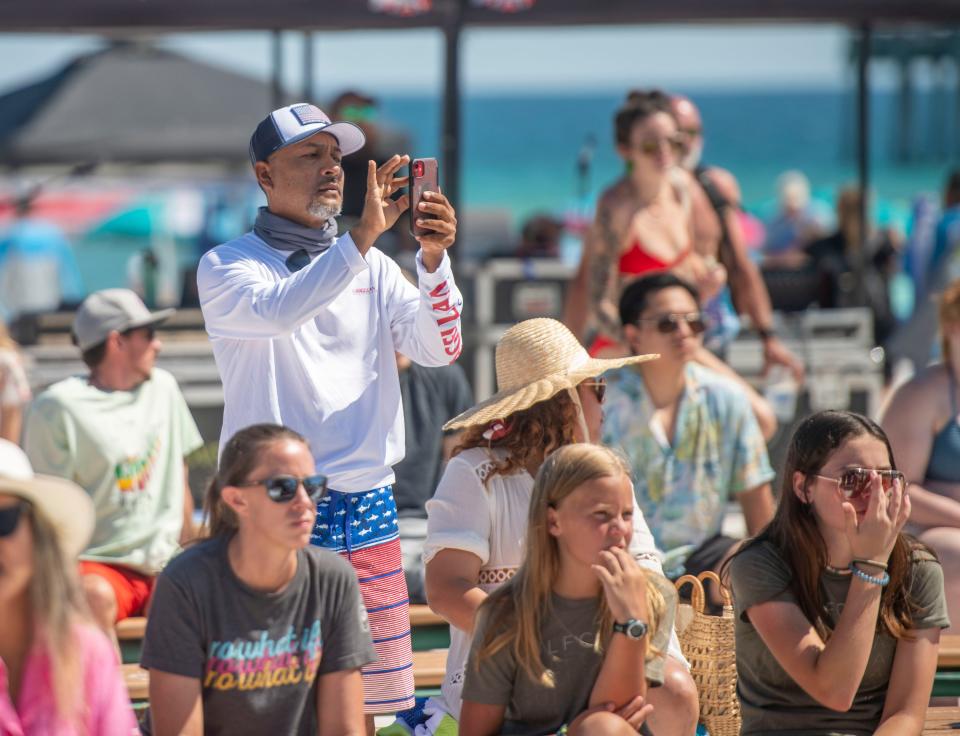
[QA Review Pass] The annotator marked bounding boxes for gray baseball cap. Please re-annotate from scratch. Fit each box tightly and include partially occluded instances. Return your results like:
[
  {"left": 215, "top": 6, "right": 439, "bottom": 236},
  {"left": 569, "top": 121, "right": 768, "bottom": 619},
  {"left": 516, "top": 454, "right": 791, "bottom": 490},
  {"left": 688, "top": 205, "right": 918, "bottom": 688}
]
[{"left": 72, "top": 289, "right": 174, "bottom": 352}]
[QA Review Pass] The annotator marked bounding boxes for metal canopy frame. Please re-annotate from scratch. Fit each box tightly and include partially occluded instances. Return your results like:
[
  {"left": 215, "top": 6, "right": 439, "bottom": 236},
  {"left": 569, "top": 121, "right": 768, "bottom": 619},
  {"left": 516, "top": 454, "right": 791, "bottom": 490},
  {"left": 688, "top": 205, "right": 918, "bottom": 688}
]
[{"left": 0, "top": 1, "right": 955, "bottom": 33}]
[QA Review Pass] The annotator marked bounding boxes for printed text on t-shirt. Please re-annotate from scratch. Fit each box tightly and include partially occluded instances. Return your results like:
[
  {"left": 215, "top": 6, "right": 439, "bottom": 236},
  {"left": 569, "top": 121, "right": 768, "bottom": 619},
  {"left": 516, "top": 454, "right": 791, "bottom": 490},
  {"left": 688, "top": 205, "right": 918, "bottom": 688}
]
[{"left": 203, "top": 621, "right": 323, "bottom": 691}]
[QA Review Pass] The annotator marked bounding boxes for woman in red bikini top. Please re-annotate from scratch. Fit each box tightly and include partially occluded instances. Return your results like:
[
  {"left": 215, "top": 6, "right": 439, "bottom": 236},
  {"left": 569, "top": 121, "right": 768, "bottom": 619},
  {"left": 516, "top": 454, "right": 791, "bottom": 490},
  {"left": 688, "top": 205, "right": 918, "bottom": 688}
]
[{"left": 564, "top": 90, "right": 725, "bottom": 356}]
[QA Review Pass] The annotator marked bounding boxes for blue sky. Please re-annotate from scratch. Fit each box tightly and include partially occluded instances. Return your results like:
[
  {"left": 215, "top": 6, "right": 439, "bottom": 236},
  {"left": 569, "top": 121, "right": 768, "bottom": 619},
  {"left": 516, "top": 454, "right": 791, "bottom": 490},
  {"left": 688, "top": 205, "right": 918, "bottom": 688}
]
[{"left": 0, "top": 24, "right": 896, "bottom": 98}]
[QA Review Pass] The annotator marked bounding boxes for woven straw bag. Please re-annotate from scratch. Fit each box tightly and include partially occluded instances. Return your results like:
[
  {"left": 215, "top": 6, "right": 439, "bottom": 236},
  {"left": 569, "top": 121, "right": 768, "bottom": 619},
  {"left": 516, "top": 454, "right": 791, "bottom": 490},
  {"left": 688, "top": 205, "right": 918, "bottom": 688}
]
[{"left": 674, "top": 571, "right": 741, "bottom": 736}]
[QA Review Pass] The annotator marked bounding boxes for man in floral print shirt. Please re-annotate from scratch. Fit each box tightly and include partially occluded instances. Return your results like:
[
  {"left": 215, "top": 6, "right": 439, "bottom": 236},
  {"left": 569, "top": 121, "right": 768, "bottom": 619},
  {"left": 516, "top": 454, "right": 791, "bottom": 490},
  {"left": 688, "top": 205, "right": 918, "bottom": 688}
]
[{"left": 602, "top": 272, "right": 775, "bottom": 605}]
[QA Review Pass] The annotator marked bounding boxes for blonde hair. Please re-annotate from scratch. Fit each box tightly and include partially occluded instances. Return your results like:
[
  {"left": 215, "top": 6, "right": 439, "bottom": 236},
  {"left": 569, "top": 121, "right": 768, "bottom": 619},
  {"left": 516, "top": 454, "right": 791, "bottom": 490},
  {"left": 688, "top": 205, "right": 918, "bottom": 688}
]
[
  {"left": 475, "top": 443, "right": 666, "bottom": 687},
  {"left": 25, "top": 503, "right": 88, "bottom": 725},
  {"left": 939, "top": 279, "right": 960, "bottom": 362}
]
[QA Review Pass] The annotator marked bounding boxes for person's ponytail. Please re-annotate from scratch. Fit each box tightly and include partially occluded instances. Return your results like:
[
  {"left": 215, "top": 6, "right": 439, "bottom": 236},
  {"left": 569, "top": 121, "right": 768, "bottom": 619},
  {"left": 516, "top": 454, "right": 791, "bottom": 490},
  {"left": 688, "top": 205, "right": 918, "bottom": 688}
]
[{"left": 201, "top": 424, "right": 308, "bottom": 539}]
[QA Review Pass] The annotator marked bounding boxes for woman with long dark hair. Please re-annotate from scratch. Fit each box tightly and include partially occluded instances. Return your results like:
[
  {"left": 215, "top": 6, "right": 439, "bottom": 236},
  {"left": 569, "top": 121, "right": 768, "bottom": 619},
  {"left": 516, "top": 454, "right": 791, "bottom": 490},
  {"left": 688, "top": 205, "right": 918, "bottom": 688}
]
[
  {"left": 141, "top": 424, "right": 375, "bottom": 736},
  {"left": 726, "top": 410, "right": 948, "bottom": 735},
  {"left": 564, "top": 89, "right": 725, "bottom": 356}
]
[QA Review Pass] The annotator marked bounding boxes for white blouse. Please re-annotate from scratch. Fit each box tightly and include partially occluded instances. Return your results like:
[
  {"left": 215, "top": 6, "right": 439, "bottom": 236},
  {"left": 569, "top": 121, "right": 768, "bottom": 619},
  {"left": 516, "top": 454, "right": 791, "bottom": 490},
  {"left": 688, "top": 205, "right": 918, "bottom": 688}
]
[{"left": 423, "top": 446, "right": 683, "bottom": 721}]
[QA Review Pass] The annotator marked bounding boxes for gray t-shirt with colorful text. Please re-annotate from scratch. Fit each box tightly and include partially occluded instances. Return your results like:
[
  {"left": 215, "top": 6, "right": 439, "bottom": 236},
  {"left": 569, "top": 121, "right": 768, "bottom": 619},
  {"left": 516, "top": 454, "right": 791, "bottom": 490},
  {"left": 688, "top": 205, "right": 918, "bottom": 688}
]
[{"left": 141, "top": 537, "right": 377, "bottom": 736}]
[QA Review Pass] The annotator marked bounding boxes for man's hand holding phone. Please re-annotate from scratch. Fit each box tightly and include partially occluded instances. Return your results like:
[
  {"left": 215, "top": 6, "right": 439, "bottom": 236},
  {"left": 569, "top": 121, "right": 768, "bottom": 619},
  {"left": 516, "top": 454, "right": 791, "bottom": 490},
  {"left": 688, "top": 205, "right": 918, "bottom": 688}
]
[
  {"left": 410, "top": 158, "right": 457, "bottom": 273},
  {"left": 415, "top": 190, "right": 457, "bottom": 272}
]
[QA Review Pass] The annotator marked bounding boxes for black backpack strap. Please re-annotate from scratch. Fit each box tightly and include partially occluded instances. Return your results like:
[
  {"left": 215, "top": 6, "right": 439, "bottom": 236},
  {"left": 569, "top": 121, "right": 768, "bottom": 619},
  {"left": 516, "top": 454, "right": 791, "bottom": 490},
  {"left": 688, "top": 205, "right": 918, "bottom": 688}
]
[{"left": 695, "top": 165, "right": 737, "bottom": 276}]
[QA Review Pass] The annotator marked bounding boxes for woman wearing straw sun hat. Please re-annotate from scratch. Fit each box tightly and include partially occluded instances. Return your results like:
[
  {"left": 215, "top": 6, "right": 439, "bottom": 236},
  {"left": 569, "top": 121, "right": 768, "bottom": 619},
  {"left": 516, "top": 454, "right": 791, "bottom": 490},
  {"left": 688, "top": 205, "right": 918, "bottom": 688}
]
[
  {"left": 0, "top": 439, "right": 138, "bottom": 735},
  {"left": 403, "top": 318, "right": 700, "bottom": 736}
]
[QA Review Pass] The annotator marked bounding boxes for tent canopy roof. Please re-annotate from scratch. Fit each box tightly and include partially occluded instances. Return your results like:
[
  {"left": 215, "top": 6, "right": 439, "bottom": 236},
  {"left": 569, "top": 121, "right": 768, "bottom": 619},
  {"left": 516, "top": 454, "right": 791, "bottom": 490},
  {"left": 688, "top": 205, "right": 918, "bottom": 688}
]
[{"left": 0, "top": 44, "right": 272, "bottom": 165}]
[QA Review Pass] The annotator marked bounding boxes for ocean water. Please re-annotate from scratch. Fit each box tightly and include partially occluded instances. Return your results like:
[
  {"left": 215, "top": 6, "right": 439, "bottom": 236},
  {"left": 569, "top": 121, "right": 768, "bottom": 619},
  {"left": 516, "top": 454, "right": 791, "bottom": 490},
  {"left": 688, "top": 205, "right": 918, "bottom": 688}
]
[
  {"left": 379, "top": 87, "right": 958, "bottom": 229},
  {"left": 71, "top": 87, "right": 958, "bottom": 293}
]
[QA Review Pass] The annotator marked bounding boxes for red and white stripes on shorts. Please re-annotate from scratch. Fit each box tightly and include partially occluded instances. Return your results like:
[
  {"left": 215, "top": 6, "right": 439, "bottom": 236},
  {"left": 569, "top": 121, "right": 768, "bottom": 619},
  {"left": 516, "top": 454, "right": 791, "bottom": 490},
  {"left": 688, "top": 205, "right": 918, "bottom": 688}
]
[{"left": 311, "top": 486, "right": 415, "bottom": 713}]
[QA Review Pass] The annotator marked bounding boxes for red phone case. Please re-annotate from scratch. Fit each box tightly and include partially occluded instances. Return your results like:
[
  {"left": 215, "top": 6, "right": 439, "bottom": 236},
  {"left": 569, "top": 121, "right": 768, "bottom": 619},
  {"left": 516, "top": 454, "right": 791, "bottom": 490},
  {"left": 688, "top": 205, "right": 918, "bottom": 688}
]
[{"left": 410, "top": 158, "right": 439, "bottom": 238}]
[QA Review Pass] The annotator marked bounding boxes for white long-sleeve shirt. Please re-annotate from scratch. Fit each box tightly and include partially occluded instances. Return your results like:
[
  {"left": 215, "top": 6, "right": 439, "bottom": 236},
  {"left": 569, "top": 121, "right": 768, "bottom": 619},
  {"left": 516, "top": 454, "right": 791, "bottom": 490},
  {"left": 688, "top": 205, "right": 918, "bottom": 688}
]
[{"left": 197, "top": 231, "right": 463, "bottom": 492}]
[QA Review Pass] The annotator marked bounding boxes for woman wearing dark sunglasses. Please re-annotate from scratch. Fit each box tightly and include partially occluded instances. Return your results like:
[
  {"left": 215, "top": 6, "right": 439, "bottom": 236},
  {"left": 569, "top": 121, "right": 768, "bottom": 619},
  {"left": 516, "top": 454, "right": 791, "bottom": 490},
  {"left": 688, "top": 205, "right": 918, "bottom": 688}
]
[
  {"left": 0, "top": 439, "right": 137, "bottom": 734},
  {"left": 563, "top": 88, "right": 726, "bottom": 358},
  {"left": 141, "top": 424, "right": 375, "bottom": 736},
  {"left": 725, "top": 410, "right": 948, "bottom": 735}
]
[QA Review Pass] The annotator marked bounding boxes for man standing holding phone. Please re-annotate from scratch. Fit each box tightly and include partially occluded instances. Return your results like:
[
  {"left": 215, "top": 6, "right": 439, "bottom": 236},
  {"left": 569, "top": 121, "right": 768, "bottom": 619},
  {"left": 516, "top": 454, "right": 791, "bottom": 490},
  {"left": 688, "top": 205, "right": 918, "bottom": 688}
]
[{"left": 197, "top": 103, "right": 462, "bottom": 732}]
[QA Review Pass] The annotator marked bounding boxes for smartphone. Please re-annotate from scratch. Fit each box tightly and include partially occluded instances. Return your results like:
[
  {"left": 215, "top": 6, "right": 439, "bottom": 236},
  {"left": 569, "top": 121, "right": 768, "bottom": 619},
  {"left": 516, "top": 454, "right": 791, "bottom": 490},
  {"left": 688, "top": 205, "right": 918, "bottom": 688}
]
[{"left": 409, "top": 158, "right": 439, "bottom": 238}]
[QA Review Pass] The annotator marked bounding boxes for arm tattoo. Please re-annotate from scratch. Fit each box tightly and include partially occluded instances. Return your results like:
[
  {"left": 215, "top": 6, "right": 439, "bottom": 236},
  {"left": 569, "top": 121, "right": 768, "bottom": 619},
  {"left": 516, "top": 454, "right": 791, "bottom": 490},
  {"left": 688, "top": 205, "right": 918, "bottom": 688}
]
[{"left": 590, "top": 203, "right": 622, "bottom": 335}]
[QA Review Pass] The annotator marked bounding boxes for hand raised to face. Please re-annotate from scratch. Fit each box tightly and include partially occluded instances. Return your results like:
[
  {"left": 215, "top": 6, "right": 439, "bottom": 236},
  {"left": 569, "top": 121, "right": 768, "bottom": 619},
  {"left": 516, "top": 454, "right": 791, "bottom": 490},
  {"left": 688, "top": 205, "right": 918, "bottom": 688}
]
[{"left": 350, "top": 155, "right": 410, "bottom": 255}]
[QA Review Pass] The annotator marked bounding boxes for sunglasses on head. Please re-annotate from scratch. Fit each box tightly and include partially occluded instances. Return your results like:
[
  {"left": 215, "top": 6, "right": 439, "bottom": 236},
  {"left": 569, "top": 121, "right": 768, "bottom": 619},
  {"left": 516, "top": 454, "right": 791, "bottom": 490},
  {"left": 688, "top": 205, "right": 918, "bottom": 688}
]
[
  {"left": 815, "top": 467, "right": 904, "bottom": 500},
  {"left": 637, "top": 313, "right": 707, "bottom": 335},
  {"left": 0, "top": 502, "right": 25, "bottom": 538},
  {"left": 580, "top": 376, "right": 607, "bottom": 404},
  {"left": 239, "top": 474, "right": 329, "bottom": 503}
]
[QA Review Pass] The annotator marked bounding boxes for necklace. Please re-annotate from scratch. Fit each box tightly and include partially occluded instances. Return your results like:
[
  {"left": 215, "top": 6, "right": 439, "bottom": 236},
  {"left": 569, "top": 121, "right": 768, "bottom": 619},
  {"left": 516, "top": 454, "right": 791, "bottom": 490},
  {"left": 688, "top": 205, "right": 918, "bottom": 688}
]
[{"left": 825, "top": 563, "right": 851, "bottom": 575}]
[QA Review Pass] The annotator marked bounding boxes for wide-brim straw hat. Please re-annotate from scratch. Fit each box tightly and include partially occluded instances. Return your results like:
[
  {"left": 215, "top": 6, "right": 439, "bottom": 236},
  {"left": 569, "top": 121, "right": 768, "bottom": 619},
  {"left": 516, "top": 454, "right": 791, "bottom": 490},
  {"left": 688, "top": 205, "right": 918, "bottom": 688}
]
[
  {"left": 444, "top": 318, "right": 658, "bottom": 431},
  {"left": 0, "top": 439, "right": 94, "bottom": 558}
]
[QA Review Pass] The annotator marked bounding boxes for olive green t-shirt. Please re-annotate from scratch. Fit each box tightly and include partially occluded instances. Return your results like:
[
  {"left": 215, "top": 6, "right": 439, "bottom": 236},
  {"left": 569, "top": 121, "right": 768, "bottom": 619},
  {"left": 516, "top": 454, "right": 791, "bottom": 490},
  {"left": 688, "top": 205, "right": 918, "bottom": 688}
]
[
  {"left": 462, "top": 573, "right": 676, "bottom": 736},
  {"left": 728, "top": 540, "right": 950, "bottom": 736}
]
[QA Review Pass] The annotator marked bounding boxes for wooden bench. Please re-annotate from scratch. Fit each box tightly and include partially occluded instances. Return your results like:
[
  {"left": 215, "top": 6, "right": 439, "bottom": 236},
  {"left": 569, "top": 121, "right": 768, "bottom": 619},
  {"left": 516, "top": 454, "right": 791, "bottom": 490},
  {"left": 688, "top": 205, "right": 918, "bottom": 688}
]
[
  {"left": 939, "top": 635, "right": 960, "bottom": 669},
  {"left": 124, "top": 649, "right": 449, "bottom": 702},
  {"left": 123, "top": 663, "right": 149, "bottom": 701},
  {"left": 924, "top": 706, "right": 960, "bottom": 734},
  {"left": 119, "top": 608, "right": 444, "bottom": 642},
  {"left": 117, "top": 617, "right": 147, "bottom": 641},
  {"left": 409, "top": 604, "right": 445, "bottom": 628}
]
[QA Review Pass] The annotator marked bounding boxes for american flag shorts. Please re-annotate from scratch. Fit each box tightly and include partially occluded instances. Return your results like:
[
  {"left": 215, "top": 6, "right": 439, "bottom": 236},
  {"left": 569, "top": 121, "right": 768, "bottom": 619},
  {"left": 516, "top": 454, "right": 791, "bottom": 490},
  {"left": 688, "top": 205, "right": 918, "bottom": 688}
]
[{"left": 311, "top": 486, "right": 415, "bottom": 713}]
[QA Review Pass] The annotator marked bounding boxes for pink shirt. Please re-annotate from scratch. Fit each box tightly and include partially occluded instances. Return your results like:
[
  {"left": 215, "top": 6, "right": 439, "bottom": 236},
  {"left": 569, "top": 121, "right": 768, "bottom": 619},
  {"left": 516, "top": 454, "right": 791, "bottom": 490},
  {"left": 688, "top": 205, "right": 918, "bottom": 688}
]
[{"left": 0, "top": 623, "right": 138, "bottom": 735}]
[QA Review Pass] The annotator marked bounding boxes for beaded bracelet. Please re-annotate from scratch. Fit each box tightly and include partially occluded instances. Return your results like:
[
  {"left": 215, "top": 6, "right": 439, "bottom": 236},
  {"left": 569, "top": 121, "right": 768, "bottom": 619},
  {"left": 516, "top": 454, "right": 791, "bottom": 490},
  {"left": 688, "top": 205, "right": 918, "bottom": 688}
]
[
  {"left": 852, "top": 558, "right": 888, "bottom": 571},
  {"left": 850, "top": 561, "right": 890, "bottom": 586}
]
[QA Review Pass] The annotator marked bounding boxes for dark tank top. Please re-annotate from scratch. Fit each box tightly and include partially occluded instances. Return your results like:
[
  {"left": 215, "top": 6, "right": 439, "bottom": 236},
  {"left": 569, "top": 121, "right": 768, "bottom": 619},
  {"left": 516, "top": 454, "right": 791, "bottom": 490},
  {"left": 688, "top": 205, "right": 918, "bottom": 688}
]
[{"left": 926, "top": 370, "right": 960, "bottom": 483}]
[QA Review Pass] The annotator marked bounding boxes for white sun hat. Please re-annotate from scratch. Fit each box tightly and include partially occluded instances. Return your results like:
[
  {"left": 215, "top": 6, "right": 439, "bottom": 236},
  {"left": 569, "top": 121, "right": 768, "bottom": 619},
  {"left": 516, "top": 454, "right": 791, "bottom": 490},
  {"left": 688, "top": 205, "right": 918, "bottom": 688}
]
[{"left": 0, "top": 439, "right": 94, "bottom": 558}]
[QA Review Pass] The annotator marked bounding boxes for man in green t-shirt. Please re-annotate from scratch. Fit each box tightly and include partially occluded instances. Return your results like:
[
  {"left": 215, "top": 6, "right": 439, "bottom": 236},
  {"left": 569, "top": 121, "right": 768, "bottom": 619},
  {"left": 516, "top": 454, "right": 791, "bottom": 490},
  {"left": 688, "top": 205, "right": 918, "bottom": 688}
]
[{"left": 24, "top": 289, "right": 203, "bottom": 637}]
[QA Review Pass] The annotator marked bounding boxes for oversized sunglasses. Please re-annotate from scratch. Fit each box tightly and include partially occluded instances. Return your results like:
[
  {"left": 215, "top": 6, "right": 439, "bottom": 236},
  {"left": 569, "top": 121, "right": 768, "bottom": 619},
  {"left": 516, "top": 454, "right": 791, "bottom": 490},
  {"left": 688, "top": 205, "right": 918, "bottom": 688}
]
[
  {"left": 635, "top": 136, "right": 684, "bottom": 156},
  {"left": 0, "top": 503, "right": 25, "bottom": 537},
  {"left": 815, "top": 468, "right": 904, "bottom": 500},
  {"left": 580, "top": 376, "right": 607, "bottom": 404},
  {"left": 637, "top": 313, "right": 707, "bottom": 335},
  {"left": 238, "top": 474, "right": 328, "bottom": 503}
]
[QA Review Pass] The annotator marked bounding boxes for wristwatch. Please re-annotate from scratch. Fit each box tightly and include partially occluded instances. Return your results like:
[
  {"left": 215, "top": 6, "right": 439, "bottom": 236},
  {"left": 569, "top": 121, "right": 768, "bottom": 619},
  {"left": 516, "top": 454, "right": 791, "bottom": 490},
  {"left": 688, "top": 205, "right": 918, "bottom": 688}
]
[{"left": 612, "top": 619, "right": 649, "bottom": 640}]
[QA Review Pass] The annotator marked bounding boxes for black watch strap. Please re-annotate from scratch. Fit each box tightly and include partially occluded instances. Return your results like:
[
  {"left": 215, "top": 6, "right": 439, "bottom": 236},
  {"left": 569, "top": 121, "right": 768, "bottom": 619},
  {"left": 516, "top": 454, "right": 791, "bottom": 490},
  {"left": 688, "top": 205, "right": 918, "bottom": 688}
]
[{"left": 612, "top": 618, "right": 649, "bottom": 640}]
